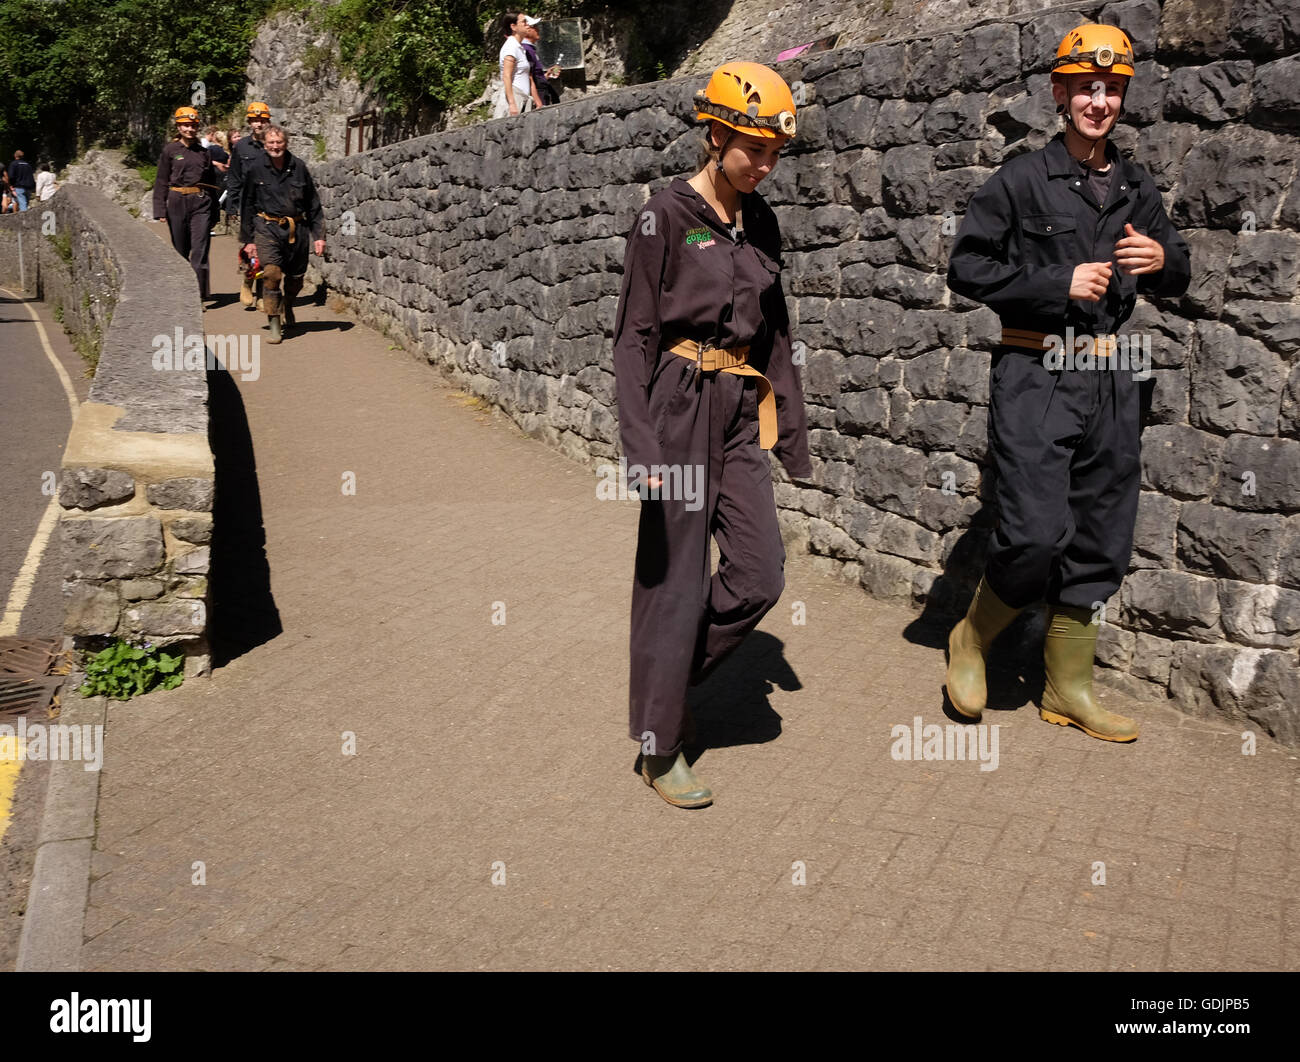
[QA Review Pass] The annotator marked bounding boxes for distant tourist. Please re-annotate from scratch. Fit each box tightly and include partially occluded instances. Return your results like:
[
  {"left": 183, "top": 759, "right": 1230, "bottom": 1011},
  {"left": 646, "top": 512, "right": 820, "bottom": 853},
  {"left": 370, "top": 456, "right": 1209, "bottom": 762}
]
[
  {"left": 7, "top": 149, "right": 36, "bottom": 211},
  {"left": 205, "top": 128, "right": 231, "bottom": 234},
  {"left": 520, "top": 16, "right": 560, "bottom": 105},
  {"left": 35, "top": 162, "right": 57, "bottom": 202},
  {"left": 494, "top": 12, "right": 542, "bottom": 118}
]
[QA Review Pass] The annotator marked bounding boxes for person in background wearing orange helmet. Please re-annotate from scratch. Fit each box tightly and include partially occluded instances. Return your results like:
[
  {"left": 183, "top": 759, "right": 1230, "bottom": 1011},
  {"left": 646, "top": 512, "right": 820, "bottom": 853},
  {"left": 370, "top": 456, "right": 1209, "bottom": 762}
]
[
  {"left": 227, "top": 101, "right": 274, "bottom": 309},
  {"left": 945, "top": 24, "right": 1190, "bottom": 743},
  {"left": 152, "top": 105, "right": 222, "bottom": 302},
  {"left": 613, "top": 62, "right": 811, "bottom": 808}
]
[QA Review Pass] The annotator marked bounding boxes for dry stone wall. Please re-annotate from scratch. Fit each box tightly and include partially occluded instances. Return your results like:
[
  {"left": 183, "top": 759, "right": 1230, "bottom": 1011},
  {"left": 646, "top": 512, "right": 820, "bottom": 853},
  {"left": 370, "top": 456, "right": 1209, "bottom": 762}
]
[
  {"left": 0, "top": 187, "right": 214, "bottom": 675},
  {"left": 311, "top": 0, "right": 1300, "bottom": 743}
]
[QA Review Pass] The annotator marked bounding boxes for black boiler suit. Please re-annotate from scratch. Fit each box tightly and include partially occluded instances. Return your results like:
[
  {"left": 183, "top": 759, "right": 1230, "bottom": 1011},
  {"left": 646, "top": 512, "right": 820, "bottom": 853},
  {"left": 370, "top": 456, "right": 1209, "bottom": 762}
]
[
  {"left": 947, "top": 133, "right": 1190, "bottom": 611},
  {"left": 152, "top": 139, "right": 220, "bottom": 297},
  {"left": 614, "top": 177, "right": 811, "bottom": 758},
  {"left": 238, "top": 149, "right": 324, "bottom": 281}
]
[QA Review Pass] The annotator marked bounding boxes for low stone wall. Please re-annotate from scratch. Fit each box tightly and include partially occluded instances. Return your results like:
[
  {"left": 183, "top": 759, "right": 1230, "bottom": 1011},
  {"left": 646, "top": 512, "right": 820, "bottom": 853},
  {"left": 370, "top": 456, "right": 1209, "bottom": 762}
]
[
  {"left": 0, "top": 187, "right": 214, "bottom": 675},
  {"left": 311, "top": 0, "right": 1300, "bottom": 743}
]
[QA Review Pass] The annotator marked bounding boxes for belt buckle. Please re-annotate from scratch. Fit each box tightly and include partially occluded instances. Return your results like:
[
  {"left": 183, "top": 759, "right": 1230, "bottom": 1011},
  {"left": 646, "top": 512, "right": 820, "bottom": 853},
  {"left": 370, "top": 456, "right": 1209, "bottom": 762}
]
[{"left": 696, "top": 338, "right": 715, "bottom": 372}]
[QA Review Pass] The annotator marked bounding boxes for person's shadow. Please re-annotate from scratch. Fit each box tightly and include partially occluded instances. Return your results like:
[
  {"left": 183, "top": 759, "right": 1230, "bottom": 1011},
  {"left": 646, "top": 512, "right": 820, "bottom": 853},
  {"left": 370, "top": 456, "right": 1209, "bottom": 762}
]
[
  {"left": 206, "top": 366, "right": 282, "bottom": 665},
  {"left": 632, "top": 629, "right": 797, "bottom": 780},
  {"left": 902, "top": 471, "right": 1044, "bottom": 721}
]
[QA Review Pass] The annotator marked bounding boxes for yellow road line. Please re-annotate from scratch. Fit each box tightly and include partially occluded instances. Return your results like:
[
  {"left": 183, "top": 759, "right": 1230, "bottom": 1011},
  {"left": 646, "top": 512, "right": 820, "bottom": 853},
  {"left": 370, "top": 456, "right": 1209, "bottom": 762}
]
[
  {"left": 0, "top": 740, "right": 23, "bottom": 846},
  {"left": 0, "top": 285, "right": 81, "bottom": 637}
]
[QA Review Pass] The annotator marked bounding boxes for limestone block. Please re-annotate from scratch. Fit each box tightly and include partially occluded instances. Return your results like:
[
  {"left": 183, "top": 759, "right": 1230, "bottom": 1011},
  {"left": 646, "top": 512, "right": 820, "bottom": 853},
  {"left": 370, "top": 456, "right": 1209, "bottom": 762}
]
[
  {"left": 1189, "top": 322, "right": 1285, "bottom": 436},
  {"left": 62, "top": 516, "right": 164, "bottom": 580},
  {"left": 59, "top": 468, "right": 135, "bottom": 510},
  {"left": 1177, "top": 503, "right": 1287, "bottom": 582},
  {"left": 1120, "top": 569, "right": 1221, "bottom": 641},
  {"left": 64, "top": 582, "right": 120, "bottom": 637},
  {"left": 1218, "top": 580, "right": 1300, "bottom": 648},
  {"left": 1214, "top": 434, "right": 1300, "bottom": 512},
  {"left": 146, "top": 477, "right": 214, "bottom": 512},
  {"left": 1132, "top": 491, "right": 1180, "bottom": 569},
  {"left": 1164, "top": 61, "right": 1253, "bottom": 123},
  {"left": 1140, "top": 424, "right": 1224, "bottom": 499}
]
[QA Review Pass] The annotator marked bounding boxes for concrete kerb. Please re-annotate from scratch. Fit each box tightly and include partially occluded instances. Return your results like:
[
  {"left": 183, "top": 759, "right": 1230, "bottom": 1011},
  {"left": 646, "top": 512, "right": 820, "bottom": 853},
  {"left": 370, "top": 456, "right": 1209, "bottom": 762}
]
[{"left": 16, "top": 690, "right": 106, "bottom": 971}]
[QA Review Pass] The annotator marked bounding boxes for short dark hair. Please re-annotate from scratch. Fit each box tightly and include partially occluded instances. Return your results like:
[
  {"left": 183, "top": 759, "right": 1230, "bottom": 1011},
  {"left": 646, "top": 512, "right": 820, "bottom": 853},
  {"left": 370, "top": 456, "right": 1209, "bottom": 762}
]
[{"left": 503, "top": 12, "right": 524, "bottom": 36}]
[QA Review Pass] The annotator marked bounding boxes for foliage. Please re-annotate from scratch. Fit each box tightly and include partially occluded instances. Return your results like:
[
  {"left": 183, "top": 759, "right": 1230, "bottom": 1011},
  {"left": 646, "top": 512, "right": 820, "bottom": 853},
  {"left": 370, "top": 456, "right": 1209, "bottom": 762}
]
[
  {"left": 321, "top": 2, "right": 590, "bottom": 116},
  {"left": 136, "top": 162, "right": 157, "bottom": 187},
  {"left": 79, "top": 639, "right": 184, "bottom": 700},
  {"left": 322, "top": 0, "right": 484, "bottom": 113},
  {"left": 47, "top": 230, "right": 72, "bottom": 264},
  {"left": 0, "top": 0, "right": 276, "bottom": 164}
]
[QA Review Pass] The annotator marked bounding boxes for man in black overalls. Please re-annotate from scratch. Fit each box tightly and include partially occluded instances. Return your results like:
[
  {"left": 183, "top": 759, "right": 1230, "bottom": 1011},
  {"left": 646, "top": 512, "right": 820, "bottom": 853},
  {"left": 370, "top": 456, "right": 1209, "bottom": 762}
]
[
  {"left": 239, "top": 126, "right": 324, "bottom": 344},
  {"left": 946, "top": 24, "right": 1190, "bottom": 742},
  {"left": 152, "top": 106, "right": 221, "bottom": 300},
  {"left": 227, "top": 102, "right": 272, "bottom": 310}
]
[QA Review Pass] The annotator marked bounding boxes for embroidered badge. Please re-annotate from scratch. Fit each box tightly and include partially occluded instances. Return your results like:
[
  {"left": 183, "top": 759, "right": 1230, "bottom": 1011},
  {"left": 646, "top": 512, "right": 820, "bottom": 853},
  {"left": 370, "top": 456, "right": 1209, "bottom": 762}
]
[{"left": 685, "top": 226, "right": 716, "bottom": 249}]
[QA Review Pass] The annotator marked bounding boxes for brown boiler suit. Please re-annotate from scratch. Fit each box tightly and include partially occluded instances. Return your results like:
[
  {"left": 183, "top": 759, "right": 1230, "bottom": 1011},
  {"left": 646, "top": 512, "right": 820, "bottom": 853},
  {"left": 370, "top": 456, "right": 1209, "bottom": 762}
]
[
  {"left": 613, "top": 177, "right": 811, "bottom": 759},
  {"left": 152, "top": 138, "right": 220, "bottom": 298}
]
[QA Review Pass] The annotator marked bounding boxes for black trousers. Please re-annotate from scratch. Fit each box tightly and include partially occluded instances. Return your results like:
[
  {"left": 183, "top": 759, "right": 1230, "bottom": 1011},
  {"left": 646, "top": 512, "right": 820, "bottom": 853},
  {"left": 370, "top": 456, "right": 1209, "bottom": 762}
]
[
  {"left": 165, "top": 190, "right": 213, "bottom": 296},
  {"left": 629, "top": 359, "right": 786, "bottom": 758},
  {"left": 984, "top": 349, "right": 1142, "bottom": 612}
]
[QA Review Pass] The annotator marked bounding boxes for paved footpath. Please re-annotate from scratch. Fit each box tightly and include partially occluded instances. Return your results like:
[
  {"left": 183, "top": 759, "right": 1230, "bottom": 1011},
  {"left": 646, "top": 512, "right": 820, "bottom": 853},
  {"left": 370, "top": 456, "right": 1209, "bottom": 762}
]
[{"left": 81, "top": 240, "right": 1300, "bottom": 971}]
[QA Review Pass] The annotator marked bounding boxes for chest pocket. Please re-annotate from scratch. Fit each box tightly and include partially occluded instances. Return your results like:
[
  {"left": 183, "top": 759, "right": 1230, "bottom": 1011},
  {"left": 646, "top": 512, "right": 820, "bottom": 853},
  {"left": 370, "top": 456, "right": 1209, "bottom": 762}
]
[{"left": 1021, "top": 213, "right": 1075, "bottom": 238}]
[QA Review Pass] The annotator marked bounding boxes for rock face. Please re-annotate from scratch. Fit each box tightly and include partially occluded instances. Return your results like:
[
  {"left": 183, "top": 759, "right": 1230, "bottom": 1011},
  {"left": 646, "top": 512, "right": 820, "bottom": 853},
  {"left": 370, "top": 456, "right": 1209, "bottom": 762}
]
[
  {"left": 59, "top": 147, "right": 153, "bottom": 220},
  {"left": 244, "top": 10, "right": 376, "bottom": 162},
  {"left": 311, "top": 0, "right": 1300, "bottom": 745}
]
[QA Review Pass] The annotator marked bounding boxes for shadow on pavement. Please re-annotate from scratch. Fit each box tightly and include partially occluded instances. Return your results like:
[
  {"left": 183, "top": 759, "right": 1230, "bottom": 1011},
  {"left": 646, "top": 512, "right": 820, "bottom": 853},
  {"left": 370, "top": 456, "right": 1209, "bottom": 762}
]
[
  {"left": 688, "top": 629, "right": 797, "bottom": 754},
  {"left": 281, "top": 320, "right": 355, "bottom": 336},
  {"left": 207, "top": 366, "right": 282, "bottom": 666}
]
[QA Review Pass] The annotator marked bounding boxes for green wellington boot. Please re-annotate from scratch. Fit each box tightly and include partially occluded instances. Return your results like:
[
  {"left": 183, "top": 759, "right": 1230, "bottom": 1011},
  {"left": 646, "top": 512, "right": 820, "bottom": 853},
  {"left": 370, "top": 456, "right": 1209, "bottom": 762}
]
[
  {"left": 641, "top": 752, "right": 713, "bottom": 809},
  {"left": 945, "top": 576, "right": 1022, "bottom": 721},
  {"left": 264, "top": 289, "right": 283, "bottom": 345},
  {"left": 1040, "top": 605, "right": 1138, "bottom": 742}
]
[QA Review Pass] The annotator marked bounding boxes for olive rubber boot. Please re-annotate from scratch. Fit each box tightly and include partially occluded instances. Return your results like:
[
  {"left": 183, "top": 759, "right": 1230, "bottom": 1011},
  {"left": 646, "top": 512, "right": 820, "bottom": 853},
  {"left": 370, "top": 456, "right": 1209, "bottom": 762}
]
[
  {"left": 264, "top": 289, "right": 282, "bottom": 345},
  {"left": 641, "top": 752, "right": 713, "bottom": 809},
  {"left": 1040, "top": 605, "right": 1138, "bottom": 742},
  {"left": 283, "top": 277, "right": 302, "bottom": 332},
  {"left": 945, "top": 576, "right": 1022, "bottom": 721}
]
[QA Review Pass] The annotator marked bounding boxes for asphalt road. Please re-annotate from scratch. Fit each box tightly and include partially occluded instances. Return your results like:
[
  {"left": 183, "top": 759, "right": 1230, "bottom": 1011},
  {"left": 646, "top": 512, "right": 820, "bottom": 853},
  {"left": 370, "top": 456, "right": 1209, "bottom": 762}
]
[
  {"left": 0, "top": 286, "right": 91, "bottom": 969},
  {"left": 0, "top": 289, "right": 91, "bottom": 638}
]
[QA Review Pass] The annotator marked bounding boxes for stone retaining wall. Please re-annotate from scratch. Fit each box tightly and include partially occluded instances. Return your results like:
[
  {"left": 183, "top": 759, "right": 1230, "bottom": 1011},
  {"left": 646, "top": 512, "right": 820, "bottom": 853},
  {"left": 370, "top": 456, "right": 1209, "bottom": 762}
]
[
  {"left": 0, "top": 187, "right": 214, "bottom": 676},
  {"left": 311, "top": 0, "right": 1300, "bottom": 743}
]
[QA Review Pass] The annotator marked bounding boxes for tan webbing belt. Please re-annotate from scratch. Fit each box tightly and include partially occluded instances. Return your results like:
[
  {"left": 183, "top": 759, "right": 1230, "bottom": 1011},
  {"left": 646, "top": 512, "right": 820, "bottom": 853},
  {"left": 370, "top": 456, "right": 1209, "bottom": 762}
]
[
  {"left": 1001, "top": 327, "right": 1117, "bottom": 358},
  {"left": 666, "top": 338, "right": 777, "bottom": 450},
  {"left": 258, "top": 211, "right": 306, "bottom": 244},
  {"left": 170, "top": 184, "right": 222, "bottom": 195}
]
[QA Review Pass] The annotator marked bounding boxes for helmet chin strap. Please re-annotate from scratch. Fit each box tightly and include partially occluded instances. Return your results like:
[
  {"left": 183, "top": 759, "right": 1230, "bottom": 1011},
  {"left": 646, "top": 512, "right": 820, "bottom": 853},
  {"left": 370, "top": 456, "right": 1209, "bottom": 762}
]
[{"left": 712, "top": 129, "right": 742, "bottom": 194}]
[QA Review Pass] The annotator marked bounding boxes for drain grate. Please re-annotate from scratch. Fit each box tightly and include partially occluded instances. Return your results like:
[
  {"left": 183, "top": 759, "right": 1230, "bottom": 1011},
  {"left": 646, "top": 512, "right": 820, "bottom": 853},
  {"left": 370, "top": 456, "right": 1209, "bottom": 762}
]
[{"left": 0, "top": 636, "right": 70, "bottom": 717}]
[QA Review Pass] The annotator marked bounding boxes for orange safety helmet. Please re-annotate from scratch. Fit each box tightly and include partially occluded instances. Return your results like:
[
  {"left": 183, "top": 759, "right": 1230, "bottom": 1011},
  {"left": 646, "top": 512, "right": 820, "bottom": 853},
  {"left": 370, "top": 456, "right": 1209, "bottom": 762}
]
[
  {"left": 246, "top": 101, "right": 272, "bottom": 120},
  {"left": 1052, "top": 23, "right": 1135, "bottom": 78},
  {"left": 694, "top": 62, "right": 797, "bottom": 138},
  {"left": 173, "top": 106, "right": 200, "bottom": 124}
]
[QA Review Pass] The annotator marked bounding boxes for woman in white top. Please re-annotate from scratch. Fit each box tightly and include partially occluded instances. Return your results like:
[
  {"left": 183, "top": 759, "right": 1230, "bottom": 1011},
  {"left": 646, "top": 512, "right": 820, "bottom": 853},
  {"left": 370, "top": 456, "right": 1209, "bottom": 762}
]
[
  {"left": 494, "top": 12, "right": 543, "bottom": 118},
  {"left": 35, "top": 164, "right": 56, "bottom": 202}
]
